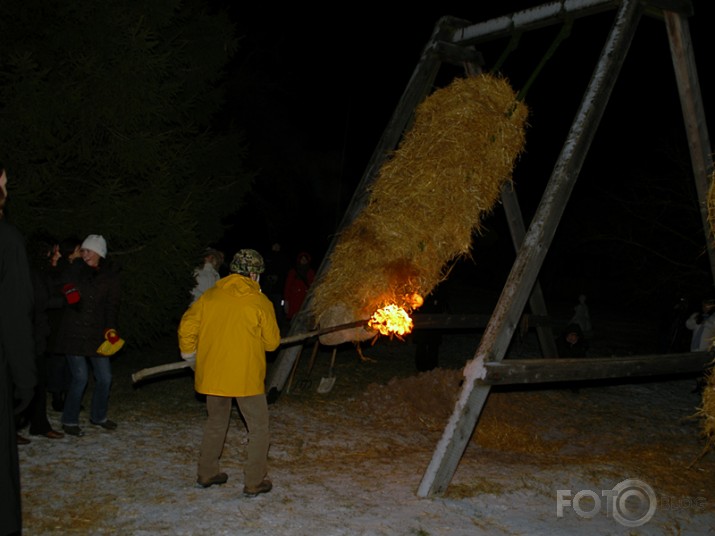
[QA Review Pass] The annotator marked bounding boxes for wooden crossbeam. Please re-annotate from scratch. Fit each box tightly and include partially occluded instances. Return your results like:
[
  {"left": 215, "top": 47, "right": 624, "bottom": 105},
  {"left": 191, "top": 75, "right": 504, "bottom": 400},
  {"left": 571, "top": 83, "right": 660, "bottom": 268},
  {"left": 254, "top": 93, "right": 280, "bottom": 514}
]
[
  {"left": 481, "top": 352, "right": 712, "bottom": 385},
  {"left": 412, "top": 313, "right": 554, "bottom": 329}
]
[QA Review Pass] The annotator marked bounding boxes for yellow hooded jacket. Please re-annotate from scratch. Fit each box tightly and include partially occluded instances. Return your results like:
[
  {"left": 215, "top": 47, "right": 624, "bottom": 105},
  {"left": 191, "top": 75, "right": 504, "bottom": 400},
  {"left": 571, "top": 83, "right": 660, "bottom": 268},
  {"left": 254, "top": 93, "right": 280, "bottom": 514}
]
[{"left": 178, "top": 273, "right": 281, "bottom": 397}]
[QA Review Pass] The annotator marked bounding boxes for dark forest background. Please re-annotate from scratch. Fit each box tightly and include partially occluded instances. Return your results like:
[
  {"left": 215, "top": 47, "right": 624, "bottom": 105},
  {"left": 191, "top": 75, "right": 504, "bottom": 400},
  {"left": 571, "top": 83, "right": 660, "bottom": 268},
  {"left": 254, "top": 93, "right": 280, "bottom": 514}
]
[{"left": 1, "top": 1, "right": 713, "bottom": 346}]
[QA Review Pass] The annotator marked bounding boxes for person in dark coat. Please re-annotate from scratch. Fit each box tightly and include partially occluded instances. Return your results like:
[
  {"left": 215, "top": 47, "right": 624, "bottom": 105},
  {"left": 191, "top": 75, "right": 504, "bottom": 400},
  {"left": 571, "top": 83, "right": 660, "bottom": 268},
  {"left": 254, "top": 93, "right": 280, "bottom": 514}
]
[
  {"left": 283, "top": 251, "right": 315, "bottom": 322},
  {"left": 556, "top": 323, "right": 589, "bottom": 358},
  {"left": 55, "top": 234, "right": 122, "bottom": 437},
  {"left": 20, "top": 236, "right": 65, "bottom": 439},
  {"left": 0, "top": 168, "right": 36, "bottom": 536},
  {"left": 46, "top": 236, "right": 82, "bottom": 412}
]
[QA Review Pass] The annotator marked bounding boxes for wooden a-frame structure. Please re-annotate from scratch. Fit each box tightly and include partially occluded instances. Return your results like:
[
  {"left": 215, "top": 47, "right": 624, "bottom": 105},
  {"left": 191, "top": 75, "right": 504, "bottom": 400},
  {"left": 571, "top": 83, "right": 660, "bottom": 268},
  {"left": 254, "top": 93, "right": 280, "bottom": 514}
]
[{"left": 267, "top": 0, "right": 714, "bottom": 497}]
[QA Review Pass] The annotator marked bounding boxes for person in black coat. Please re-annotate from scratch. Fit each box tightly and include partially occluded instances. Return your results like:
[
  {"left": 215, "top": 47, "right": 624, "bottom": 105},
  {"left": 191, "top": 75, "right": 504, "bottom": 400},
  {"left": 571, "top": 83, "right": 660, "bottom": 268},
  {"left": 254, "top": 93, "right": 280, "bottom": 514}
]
[
  {"left": 19, "top": 236, "right": 66, "bottom": 439},
  {"left": 46, "top": 236, "right": 82, "bottom": 412},
  {"left": 54, "top": 234, "right": 121, "bottom": 437},
  {"left": 0, "top": 168, "right": 36, "bottom": 536},
  {"left": 556, "top": 323, "right": 589, "bottom": 358}
]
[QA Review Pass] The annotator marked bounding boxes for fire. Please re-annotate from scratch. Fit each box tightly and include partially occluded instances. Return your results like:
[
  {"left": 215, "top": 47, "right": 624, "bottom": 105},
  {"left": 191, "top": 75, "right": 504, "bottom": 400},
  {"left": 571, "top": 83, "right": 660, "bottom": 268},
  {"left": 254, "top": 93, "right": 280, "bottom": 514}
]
[
  {"left": 368, "top": 293, "right": 422, "bottom": 338},
  {"left": 368, "top": 304, "right": 413, "bottom": 337},
  {"left": 408, "top": 293, "right": 424, "bottom": 309}
]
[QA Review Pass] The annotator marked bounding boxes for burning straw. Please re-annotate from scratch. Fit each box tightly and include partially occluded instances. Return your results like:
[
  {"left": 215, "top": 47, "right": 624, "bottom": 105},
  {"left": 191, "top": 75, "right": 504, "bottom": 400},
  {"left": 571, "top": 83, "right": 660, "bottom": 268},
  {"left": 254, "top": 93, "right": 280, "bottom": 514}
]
[{"left": 312, "top": 74, "right": 528, "bottom": 341}]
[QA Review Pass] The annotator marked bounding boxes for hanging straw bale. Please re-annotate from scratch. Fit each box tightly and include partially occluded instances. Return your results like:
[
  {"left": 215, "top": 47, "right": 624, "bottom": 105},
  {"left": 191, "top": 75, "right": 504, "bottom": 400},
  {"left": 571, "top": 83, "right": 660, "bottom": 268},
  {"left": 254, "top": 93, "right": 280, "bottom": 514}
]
[{"left": 313, "top": 73, "right": 528, "bottom": 345}]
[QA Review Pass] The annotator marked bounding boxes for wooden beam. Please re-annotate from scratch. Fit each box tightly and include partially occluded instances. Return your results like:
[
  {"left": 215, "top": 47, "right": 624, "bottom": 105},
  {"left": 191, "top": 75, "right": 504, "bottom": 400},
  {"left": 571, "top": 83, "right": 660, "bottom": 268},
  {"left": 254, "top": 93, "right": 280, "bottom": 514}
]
[
  {"left": 432, "top": 15, "right": 485, "bottom": 66},
  {"left": 500, "top": 182, "right": 559, "bottom": 358},
  {"left": 435, "top": 42, "right": 484, "bottom": 66},
  {"left": 412, "top": 313, "right": 554, "bottom": 330},
  {"left": 449, "top": 0, "right": 620, "bottom": 46},
  {"left": 417, "top": 0, "right": 643, "bottom": 498},
  {"left": 482, "top": 352, "right": 712, "bottom": 385}
]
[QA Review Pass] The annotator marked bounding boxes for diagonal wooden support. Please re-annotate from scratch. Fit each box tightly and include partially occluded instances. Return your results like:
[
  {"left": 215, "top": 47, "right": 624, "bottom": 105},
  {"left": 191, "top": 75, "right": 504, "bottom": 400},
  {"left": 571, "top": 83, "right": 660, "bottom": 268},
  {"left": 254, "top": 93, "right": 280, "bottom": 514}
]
[
  {"left": 500, "top": 182, "right": 558, "bottom": 357},
  {"left": 417, "top": 0, "right": 644, "bottom": 497}
]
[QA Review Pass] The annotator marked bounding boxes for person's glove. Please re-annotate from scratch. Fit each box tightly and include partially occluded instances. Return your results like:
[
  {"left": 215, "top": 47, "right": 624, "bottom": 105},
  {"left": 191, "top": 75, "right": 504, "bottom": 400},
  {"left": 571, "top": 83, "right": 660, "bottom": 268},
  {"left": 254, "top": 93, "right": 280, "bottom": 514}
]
[
  {"left": 14, "top": 386, "right": 34, "bottom": 415},
  {"left": 105, "top": 328, "right": 121, "bottom": 344},
  {"left": 97, "top": 328, "right": 125, "bottom": 356},
  {"left": 181, "top": 352, "right": 196, "bottom": 371},
  {"left": 62, "top": 283, "right": 81, "bottom": 305}
]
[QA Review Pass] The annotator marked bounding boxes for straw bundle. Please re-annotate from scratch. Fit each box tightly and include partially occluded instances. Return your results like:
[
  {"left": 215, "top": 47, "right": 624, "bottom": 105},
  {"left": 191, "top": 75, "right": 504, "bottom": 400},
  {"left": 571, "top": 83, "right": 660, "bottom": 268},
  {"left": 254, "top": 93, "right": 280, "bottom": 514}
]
[{"left": 312, "top": 74, "right": 528, "bottom": 343}]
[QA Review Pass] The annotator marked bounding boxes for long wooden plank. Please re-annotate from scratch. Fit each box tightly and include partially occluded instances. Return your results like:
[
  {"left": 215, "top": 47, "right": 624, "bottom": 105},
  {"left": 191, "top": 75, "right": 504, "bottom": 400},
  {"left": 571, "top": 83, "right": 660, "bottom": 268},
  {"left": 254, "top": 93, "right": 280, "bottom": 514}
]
[
  {"left": 417, "top": 0, "right": 643, "bottom": 498},
  {"left": 482, "top": 352, "right": 712, "bottom": 385}
]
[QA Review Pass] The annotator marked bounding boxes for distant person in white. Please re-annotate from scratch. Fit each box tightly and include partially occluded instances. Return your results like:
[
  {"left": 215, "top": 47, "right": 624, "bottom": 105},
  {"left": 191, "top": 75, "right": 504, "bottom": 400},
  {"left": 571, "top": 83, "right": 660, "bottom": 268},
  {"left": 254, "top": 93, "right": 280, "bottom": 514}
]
[
  {"left": 569, "top": 294, "right": 592, "bottom": 337},
  {"left": 686, "top": 297, "right": 715, "bottom": 351},
  {"left": 190, "top": 248, "right": 224, "bottom": 303}
]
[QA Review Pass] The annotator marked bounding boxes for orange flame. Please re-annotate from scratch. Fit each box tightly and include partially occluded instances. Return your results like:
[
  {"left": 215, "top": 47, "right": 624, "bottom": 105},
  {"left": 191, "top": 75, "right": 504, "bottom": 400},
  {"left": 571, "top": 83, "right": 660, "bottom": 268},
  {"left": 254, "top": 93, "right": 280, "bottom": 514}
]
[
  {"left": 368, "top": 304, "right": 413, "bottom": 337},
  {"left": 368, "top": 293, "right": 423, "bottom": 338},
  {"left": 408, "top": 293, "right": 424, "bottom": 309}
]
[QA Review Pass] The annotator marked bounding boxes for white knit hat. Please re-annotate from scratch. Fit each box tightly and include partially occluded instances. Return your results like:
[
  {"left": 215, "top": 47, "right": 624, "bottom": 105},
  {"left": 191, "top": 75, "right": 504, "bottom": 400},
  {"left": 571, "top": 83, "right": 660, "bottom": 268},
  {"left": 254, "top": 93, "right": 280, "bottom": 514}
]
[{"left": 81, "top": 234, "right": 107, "bottom": 258}]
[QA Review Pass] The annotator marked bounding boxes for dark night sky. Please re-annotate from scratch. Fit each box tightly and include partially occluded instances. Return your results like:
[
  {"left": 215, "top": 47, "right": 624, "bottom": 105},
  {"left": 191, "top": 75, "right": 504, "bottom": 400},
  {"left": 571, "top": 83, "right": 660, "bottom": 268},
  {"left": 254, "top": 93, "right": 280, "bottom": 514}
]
[{"left": 216, "top": 1, "right": 715, "bottom": 308}]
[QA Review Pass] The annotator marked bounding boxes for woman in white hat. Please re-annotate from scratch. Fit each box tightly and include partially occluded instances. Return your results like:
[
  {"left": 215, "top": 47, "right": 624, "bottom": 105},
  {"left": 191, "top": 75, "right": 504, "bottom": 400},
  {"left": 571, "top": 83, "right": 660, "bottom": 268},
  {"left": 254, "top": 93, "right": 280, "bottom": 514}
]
[{"left": 55, "top": 234, "right": 122, "bottom": 436}]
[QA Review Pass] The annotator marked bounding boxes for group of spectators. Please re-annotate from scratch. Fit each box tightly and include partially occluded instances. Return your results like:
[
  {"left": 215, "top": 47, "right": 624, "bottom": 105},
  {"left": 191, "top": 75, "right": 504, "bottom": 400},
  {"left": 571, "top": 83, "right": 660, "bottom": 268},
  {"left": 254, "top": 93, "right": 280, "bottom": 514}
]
[
  {"left": 2, "top": 166, "right": 320, "bottom": 533},
  {"left": 1, "top": 167, "right": 123, "bottom": 535},
  {"left": 17, "top": 232, "right": 123, "bottom": 442}
]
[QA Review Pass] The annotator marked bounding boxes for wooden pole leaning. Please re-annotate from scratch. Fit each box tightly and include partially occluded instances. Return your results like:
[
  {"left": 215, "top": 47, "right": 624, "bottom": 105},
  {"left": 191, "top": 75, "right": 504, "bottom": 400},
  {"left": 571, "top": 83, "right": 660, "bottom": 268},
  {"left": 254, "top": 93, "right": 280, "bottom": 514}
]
[{"left": 131, "top": 319, "right": 368, "bottom": 385}]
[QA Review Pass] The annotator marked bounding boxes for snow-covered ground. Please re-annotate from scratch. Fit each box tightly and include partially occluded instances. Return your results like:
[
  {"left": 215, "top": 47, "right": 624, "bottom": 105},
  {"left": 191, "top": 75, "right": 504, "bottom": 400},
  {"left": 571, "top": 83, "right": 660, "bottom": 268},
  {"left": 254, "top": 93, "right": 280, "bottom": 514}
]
[{"left": 17, "top": 314, "right": 715, "bottom": 535}]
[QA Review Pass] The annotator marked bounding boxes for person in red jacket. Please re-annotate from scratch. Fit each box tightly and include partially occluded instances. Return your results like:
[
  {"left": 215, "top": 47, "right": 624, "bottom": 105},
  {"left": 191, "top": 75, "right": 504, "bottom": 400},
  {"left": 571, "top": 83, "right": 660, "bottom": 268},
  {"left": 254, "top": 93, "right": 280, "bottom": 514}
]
[
  {"left": 283, "top": 251, "right": 315, "bottom": 321},
  {"left": 178, "top": 248, "right": 280, "bottom": 497}
]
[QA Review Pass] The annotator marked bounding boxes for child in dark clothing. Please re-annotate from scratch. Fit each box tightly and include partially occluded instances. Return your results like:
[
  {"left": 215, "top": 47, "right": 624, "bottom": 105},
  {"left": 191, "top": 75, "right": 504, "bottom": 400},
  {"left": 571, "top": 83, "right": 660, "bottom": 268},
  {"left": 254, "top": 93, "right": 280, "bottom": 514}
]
[{"left": 556, "top": 323, "right": 588, "bottom": 358}]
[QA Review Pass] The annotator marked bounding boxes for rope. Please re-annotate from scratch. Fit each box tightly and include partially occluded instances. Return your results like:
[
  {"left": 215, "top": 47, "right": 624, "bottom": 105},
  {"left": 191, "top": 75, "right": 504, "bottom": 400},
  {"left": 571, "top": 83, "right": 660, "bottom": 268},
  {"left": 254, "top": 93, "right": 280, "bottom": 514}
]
[
  {"left": 516, "top": 18, "right": 573, "bottom": 102},
  {"left": 490, "top": 29, "right": 522, "bottom": 75}
]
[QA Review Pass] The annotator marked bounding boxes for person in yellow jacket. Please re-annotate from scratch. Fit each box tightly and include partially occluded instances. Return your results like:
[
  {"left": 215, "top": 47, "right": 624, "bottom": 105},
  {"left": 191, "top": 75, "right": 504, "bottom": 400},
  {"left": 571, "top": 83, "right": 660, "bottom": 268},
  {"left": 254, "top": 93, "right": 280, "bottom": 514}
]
[{"left": 178, "top": 248, "right": 281, "bottom": 497}]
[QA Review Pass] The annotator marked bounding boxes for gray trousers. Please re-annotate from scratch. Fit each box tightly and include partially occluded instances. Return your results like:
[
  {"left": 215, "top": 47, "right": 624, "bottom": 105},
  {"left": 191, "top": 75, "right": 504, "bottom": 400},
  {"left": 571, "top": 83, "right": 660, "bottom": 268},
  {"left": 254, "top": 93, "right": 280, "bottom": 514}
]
[{"left": 198, "top": 394, "right": 269, "bottom": 488}]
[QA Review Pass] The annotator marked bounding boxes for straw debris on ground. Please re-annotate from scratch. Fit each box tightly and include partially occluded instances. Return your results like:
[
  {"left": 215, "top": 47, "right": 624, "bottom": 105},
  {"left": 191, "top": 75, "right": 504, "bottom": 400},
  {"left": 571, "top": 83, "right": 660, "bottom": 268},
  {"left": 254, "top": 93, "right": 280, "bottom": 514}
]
[{"left": 17, "top": 305, "right": 715, "bottom": 534}]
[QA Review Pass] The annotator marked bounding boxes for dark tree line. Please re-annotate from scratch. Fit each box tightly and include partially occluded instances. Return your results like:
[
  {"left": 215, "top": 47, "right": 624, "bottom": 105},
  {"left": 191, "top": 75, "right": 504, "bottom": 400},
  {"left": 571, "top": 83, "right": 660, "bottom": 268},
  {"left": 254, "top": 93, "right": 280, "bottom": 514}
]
[{"left": 0, "top": 0, "right": 255, "bottom": 345}]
